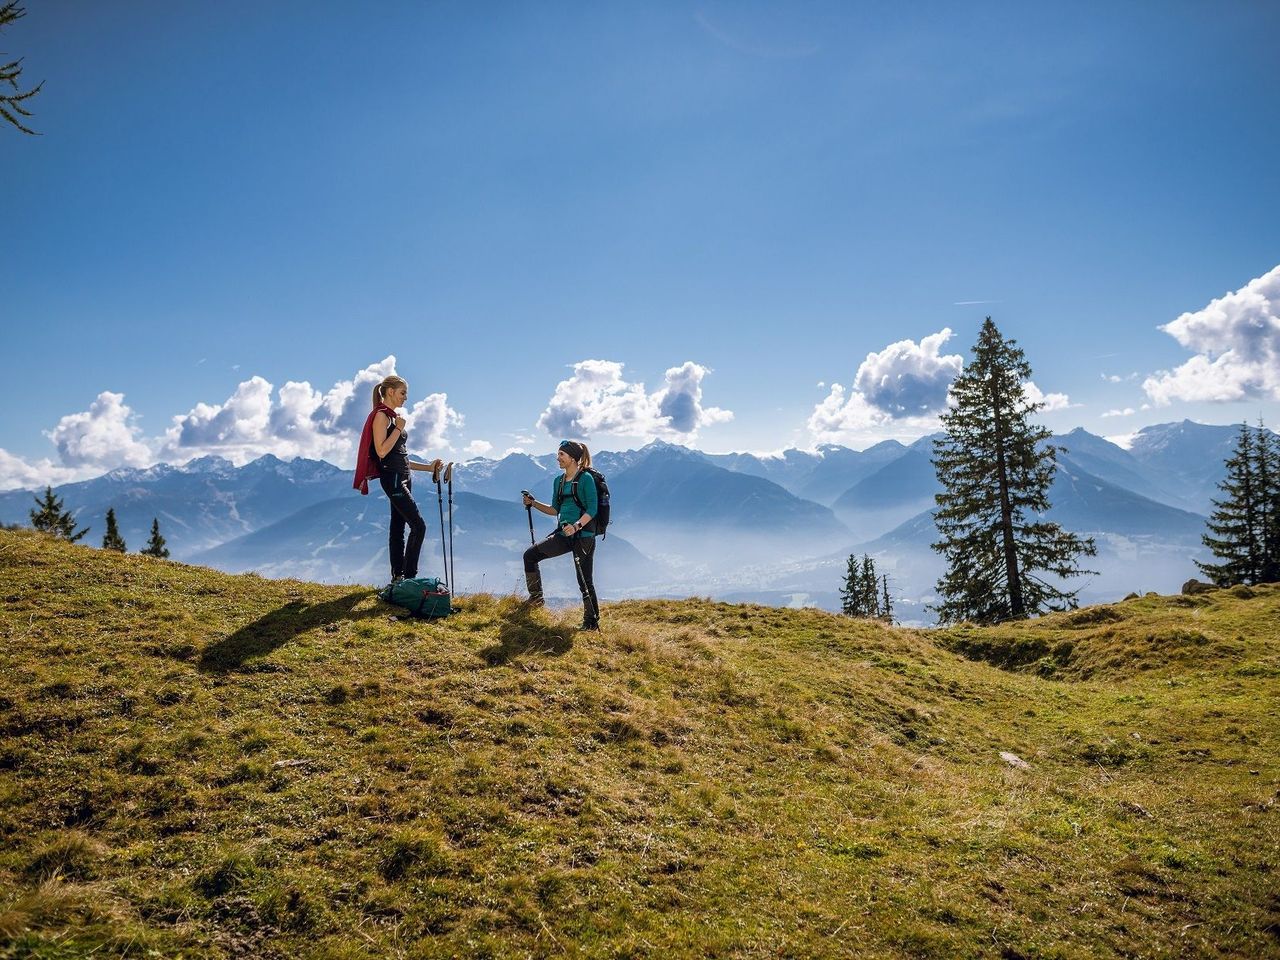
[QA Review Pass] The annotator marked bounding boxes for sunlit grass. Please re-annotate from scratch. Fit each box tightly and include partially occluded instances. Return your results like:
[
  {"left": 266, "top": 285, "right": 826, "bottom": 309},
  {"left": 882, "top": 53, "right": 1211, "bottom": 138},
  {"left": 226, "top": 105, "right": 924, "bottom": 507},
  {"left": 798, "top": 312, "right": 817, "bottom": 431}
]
[{"left": 1, "top": 528, "right": 1276, "bottom": 957}]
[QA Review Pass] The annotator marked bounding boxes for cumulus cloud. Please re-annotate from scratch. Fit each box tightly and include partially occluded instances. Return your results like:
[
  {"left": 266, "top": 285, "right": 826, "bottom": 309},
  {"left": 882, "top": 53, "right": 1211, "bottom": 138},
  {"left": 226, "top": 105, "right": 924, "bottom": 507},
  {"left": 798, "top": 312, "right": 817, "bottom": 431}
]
[
  {"left": 405, "top": 393, "right": 464, "bottom": 453},
  {"left": 809, "top": 330, "right": 1076, "bottom": 445},
  {"left": 1023, "top": 380, "right": 1075, "bottom": 412},
  {"left": 45, "top": 391, "right": 153, "bottom": 470},
  {"left": 0, "top": 448, "right": 84, "bottom": 492},
  {"left": 0, "top": 358, "right": 465, "bottom": 488},
  {"left": 853, "top": 329, "right": 963, "bottom": 416},
  {"left": 464, "top": 440, "right": 494, "bottom": 458},
  {"left": 1144, "top": 264, "right": 1280, "bottom": 404},
  {"left": 536, "top": 360, "right": 732, "bottom": 441},
  {"left": 808, "top": 330, "right": 962, "bottom": 444},
  {"left": 158, "top": 357, "right": 463, "bottom": 465}
]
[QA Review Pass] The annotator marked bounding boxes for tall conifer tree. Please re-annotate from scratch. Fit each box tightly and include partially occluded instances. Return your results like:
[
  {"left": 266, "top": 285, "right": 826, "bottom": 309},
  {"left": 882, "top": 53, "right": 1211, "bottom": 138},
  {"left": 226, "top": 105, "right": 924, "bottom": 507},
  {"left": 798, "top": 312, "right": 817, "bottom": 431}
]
[
  {"left": 29, "top": 486, "right": 88, "bottom": 542},
  {"left": 880, "top": 574, "right": 894, "bottom": 625},
  {"left": 931, "top": 318, "right": 1096, "bottom": 624},
  {"left": 141, "top": 517, "right": 169, "bottom": 559},
  {"left": 1255, "top": 421, "right": 1280, "bottom": 583},
  {"left": 1198, "top": 423, "right": 1265, "bottom": 585},
  {"left": 860, "top": 555, "right": 880, "bottom": 618},
  {"left": 101, "top": 508, "right": 127, "bottom": 552}
]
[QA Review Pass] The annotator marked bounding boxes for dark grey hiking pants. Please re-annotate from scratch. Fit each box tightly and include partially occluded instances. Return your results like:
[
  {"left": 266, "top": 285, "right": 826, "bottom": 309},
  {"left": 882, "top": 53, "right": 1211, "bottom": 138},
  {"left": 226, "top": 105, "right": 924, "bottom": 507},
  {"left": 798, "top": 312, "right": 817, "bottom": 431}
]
[
  {"left": 379, "top": 470, "right": 426, "bottom": 580},
  {"left": 523, "top": 532, "right": 599, "bottom": 624}
]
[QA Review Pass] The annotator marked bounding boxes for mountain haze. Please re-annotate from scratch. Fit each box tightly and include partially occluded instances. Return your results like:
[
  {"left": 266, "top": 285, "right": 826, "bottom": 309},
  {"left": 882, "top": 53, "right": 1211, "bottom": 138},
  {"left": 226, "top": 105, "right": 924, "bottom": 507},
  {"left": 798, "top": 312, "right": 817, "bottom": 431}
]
[{"left": 0, "top": 422, "right": 1248, "bottom": 620}]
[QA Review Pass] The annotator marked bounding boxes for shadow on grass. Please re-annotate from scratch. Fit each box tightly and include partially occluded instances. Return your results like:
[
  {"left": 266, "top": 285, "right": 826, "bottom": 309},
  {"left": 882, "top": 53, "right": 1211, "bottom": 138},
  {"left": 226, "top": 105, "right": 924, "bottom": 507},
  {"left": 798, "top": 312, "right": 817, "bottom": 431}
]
[
  {"left": 477, "top": 604, "right": 575, "bottom": 667},
  {"left": 200, "top": 590, "right": 381, "bottom": 673}
]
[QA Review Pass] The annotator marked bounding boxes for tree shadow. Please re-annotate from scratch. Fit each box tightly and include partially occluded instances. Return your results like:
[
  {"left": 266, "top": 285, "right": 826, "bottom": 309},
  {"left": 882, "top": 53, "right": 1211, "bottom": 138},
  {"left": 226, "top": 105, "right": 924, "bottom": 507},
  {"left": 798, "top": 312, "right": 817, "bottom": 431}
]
[
  {"left": 199, "top": 590, "right": 381, "bottom": 673},
  {"left": 477, "top": 605, "right": 575, "bottom": 667}
]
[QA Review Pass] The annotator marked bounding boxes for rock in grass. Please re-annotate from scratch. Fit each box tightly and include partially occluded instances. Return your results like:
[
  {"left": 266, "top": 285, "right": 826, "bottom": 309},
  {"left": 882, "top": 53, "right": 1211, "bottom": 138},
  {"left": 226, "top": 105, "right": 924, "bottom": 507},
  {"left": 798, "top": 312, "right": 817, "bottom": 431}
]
[
  {"left": 1000, "top": 751, "right": 1031, "bottom": 770},
  {"left": 1181, "top": 579, "right": 1216, "bottom": 595}
]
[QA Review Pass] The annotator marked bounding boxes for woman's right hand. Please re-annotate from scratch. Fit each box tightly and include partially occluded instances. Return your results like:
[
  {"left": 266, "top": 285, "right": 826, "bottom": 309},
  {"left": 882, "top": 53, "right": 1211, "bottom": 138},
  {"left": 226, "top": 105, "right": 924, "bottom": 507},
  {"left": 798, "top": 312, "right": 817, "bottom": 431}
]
[
  {"left": 522, "top": 492, "right": 535, "bottom": 508},
  {"left": 394, "top": 416, "right": 406, "bottom": 431}
]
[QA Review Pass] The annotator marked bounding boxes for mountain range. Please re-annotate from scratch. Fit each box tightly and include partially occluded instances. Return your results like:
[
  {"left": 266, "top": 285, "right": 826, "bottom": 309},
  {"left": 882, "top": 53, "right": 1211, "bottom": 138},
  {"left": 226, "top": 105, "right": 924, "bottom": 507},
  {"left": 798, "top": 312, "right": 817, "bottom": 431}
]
[{"left": 0, "top": 420, "right": 1262, "bottom": 622}]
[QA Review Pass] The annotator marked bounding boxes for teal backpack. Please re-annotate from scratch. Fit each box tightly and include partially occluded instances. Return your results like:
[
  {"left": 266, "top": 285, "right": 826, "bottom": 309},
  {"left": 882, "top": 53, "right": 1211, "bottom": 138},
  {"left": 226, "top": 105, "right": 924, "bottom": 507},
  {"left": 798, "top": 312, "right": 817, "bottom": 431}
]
[{"left": 380, "top": 577, "right": 452, "bottom": 618}]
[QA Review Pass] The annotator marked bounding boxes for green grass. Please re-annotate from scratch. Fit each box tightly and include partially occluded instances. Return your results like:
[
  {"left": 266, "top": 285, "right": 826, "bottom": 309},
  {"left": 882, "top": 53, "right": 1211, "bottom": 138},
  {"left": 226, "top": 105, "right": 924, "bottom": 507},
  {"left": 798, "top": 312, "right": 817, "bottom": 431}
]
[{"left": 0, "top": 528, "right": 1277, "bottom": 958}]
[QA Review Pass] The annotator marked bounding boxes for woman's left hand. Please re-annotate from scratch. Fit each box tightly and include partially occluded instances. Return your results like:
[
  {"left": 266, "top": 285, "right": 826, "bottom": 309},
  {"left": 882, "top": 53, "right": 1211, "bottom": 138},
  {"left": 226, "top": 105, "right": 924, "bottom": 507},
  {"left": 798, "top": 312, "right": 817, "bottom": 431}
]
[{"left": 561, "top": 523, "right": 577, "bottom": 537}]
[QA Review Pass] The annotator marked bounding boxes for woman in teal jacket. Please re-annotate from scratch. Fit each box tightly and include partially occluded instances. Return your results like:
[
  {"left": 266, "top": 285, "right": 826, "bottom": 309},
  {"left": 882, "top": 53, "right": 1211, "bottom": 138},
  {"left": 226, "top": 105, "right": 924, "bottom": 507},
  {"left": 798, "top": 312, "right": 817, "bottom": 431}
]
[{"left": 521, "top": 439, "right": 601, "bottom": 630}]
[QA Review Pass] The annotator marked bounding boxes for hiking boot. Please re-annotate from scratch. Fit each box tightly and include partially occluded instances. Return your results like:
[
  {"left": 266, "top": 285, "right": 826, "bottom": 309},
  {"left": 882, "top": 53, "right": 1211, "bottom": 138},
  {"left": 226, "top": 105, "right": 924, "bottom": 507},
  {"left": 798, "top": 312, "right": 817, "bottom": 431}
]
[
  {"left": 517, "top": 596, "right": 545, "bottom": 611},
  {"left": 580, "top": 617, "right": 600, "bottom": 631}
]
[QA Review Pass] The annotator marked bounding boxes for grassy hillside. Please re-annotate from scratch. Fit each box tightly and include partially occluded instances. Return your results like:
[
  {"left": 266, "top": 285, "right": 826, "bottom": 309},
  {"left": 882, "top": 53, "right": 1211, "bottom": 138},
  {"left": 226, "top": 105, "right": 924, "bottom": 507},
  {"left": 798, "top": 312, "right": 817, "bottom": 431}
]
[{"left": 0, "top": 529, "right": 1276, "bottom": 959}]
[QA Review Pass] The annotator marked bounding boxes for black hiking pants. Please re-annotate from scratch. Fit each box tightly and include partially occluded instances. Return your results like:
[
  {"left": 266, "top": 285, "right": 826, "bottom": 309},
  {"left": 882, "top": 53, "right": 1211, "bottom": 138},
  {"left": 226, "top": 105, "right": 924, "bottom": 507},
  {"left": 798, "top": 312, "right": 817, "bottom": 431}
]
[
  {"left": 379, "top": 469, "right": 426, "bottom": 580},
  {"left": 523, "top": 532, "right": 600, "bottom": 625}
]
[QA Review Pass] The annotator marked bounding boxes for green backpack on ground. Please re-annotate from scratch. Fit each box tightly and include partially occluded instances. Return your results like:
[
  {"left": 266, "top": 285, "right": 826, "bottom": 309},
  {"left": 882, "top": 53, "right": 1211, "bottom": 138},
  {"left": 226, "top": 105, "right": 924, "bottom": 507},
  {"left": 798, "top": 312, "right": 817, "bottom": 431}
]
[{"left": 380, "top": 577, "right": 452, "bottom": 618}]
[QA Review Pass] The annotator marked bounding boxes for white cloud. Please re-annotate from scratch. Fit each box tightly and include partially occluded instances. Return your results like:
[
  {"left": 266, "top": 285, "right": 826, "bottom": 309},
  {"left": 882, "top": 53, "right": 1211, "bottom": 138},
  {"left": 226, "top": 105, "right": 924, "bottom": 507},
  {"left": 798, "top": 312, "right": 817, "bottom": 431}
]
[
  {"left": 853, "top": 329, "right": 963, "bottom": 416},
  {"left": 45, "top": 391, "right": 153, "bottom": 470},
  {"left": 808, "top": 330, "right": 962, "bottom": 444},
  {"left": 536, "top": 360, "right": 732, "bottom": 441},
  {"left": 464, "top": 440, "right": 494, "bottom": 458},
  {"left": 405, "top": 393, "right": 464, "bottom": 452},
  {"left": 1144, "top": 264, "right": 1280, "bottom": 405},
  {"left": 1101, "top": 408, "right": 1135, "bottom": 418},
  {"left": 1023, "top": 380, "right": 1075, "bottom": 412},
  {"left": 0, "top": 448, "right": 85, "bottom": 492},
  {"left": 157, "top": 357, "right": 463, "bottom": 465},
  {"left": 809, "top": 331, "right": 1075, "bottom": 445},
  {"left": 1105, "top": 432, "right": 1139, "bottom": 450}
]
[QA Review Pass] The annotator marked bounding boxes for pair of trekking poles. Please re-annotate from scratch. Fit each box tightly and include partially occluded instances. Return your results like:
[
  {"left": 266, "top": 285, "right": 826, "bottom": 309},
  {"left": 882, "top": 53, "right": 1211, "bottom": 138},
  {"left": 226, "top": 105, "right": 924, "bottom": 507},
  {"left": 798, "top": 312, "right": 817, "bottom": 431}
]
[{"left": 432, "top": 462, "right": 456, "bottom": 593}]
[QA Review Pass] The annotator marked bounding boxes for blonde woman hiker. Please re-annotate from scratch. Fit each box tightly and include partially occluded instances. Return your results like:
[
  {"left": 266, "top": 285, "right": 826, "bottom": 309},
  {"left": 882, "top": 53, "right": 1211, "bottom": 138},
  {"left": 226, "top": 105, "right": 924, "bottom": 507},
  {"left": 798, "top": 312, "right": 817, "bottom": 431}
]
[
  {"left": 353, "top": 375, "right": 443, "bottom": 588},
  {"left": 521, "top": 440, "right": 602, "bottom": 630}
]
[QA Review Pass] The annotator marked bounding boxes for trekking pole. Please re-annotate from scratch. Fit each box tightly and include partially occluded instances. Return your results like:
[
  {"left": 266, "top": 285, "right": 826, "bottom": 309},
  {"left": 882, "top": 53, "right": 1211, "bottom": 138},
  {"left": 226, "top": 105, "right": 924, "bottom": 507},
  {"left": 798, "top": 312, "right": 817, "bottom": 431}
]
[
  {"left": 444, "top": 462, "right": 456, "bottom": 594},
  {"left": 568, "top": 527, "right": 600, "bottom": 626},
  {"left": 522, "top": 490, "right": 536, "bottom": 546},
  {"left": 433, "top": 462, "right": 448, "bottom": 591}
]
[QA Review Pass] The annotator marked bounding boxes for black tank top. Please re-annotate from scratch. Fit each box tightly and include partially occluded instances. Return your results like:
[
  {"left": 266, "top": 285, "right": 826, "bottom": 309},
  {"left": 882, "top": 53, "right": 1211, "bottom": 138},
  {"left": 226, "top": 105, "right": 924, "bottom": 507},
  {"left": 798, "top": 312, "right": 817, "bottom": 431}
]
[{"left": 375, "top": 415, "right": 410, "bottom": 474}]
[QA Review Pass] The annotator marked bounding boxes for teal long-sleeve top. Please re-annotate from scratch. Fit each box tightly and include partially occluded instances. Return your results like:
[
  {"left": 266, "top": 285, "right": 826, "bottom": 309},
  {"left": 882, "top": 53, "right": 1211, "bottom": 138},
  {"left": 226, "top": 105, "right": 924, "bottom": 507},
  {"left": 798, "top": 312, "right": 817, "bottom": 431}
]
[{"left": 553, "top": 470, "right": 598, "bottom": 538}]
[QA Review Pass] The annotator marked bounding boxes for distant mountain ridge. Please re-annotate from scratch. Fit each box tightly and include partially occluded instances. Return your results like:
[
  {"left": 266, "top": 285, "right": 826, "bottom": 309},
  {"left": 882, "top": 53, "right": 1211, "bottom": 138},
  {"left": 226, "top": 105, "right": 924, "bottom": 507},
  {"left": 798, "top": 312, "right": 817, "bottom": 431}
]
[{"left": 0, "top": 421, "right": 1257, "bottom": 618}]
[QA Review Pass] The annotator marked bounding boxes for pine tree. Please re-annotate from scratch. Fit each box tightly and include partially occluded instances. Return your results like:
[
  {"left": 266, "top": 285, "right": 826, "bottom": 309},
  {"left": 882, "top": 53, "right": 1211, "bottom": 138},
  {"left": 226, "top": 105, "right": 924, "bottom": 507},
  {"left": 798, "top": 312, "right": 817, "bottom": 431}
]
[
  {"left": 101, "top": 508, "right": 127, "bottom": 552},
  {"left": 1199, "top": 423, "right": 1265, "bottom": 586},
  {"left": 931, "top": 318, "right": 1096, "bottom": 624},
  {"left": 860, "top": 555, "right": 880, "bottom": 618},
  {"left": 839, "top": 554, "right": 863, "bottom": 616},
  {"left": 1255, "top": 421, "right": 1280, "bottom": 584},
  {"left": 881, "top": 574, "right": 894, "bottom": 625},
  {"left": 841, "top": 553, "right": 888, "bottom": 620},
  {"left": 141, "top": 517, "right": 169, "bottom": 559},
  {"left": 29, "top": 486, "right": 89, "bottom": 542},
  {"left": 1, "top": 3, "right": 42, "bottom": 135}
]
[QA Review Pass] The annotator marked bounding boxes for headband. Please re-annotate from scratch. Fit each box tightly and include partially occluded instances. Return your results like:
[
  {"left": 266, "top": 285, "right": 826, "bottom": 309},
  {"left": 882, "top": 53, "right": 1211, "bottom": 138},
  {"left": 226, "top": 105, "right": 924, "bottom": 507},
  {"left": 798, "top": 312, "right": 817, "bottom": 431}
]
[{"left": 559, "top": 440, "right": 585, "bottom": 461}]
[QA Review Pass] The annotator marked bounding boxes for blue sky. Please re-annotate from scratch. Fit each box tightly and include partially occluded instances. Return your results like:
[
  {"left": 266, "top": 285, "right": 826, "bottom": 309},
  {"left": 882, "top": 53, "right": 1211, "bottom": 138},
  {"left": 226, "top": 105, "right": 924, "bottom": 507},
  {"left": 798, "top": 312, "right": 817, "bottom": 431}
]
[{"left": 2, "top": 1, "right": 1278, "bottom": 485}]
